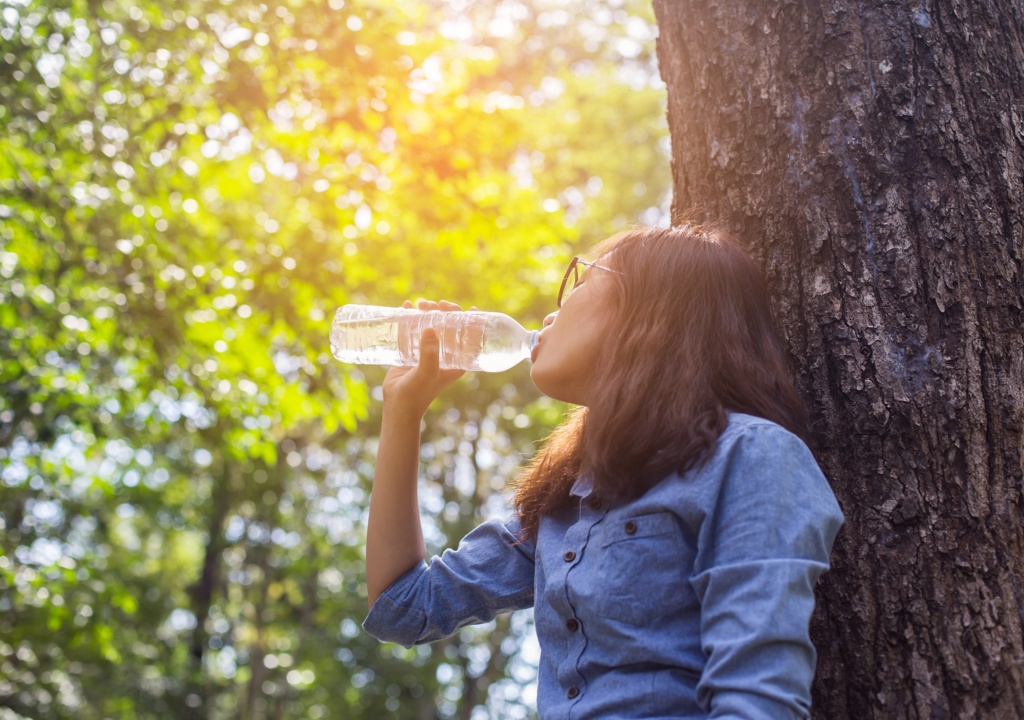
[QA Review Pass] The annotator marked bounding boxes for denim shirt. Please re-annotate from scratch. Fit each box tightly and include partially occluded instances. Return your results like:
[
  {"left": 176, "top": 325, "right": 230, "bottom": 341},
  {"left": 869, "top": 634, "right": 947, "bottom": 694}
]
[{"left": 363, "top": 414, "right": 844, "bottom": 719}]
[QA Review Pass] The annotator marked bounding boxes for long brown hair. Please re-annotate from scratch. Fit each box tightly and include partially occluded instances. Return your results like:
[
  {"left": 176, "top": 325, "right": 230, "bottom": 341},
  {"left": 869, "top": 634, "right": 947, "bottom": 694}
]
[{"left": 513, "top": 224, "right": 809, "bottom": 541}]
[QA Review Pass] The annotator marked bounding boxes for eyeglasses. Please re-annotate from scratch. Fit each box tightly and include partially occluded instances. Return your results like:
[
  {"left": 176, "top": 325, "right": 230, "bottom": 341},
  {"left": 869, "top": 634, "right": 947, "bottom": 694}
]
[{"left": 557, "top": 256, "right": 617, "bottom": 307}]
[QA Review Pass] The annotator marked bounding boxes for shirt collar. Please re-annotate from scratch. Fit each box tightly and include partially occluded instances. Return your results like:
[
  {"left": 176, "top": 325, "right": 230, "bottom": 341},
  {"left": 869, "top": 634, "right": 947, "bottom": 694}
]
[{"left": 570, "top": 472, "right": 594, "bottom": 498}]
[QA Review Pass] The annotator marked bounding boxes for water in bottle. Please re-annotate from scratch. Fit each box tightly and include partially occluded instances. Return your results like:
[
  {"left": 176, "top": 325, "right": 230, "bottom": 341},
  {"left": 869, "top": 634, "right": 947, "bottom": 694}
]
[{"left": 330, "top": 304, "right": 538, "bottom": 372}]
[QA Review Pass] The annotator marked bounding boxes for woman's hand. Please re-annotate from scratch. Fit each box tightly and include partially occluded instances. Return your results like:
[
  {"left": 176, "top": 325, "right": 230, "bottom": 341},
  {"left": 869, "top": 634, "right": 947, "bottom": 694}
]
[{"left": 381, "top": 299, "right": 469, "bottom": 419}]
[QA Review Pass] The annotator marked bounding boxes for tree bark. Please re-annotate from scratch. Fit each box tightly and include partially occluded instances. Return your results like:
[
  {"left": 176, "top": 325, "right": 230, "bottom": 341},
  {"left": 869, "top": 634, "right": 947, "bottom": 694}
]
[{"left": 652, "top": 1, "right": 1024, "bottom": 717}]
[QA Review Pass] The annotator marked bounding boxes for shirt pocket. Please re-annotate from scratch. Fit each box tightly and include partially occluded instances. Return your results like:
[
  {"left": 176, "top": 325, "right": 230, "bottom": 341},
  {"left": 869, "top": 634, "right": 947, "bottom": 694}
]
[{"left": 592, "top": 510, "right": 687, "bottom": 626}]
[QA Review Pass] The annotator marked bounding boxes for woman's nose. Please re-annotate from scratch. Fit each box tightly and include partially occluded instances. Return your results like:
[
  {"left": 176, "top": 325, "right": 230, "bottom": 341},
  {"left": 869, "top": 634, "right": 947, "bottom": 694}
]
[{"left": 543, "top": 311, "right": 558, "bottom": 328}]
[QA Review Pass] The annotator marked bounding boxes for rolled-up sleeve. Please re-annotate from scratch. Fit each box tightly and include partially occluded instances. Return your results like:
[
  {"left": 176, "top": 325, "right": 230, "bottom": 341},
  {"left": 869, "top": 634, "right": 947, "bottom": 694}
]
[
  {"left": 363, "top": 516, "right": 536, "bottom": 648},
  {"left": 691, "top": 425, "right": 844, "bottom": 720}
]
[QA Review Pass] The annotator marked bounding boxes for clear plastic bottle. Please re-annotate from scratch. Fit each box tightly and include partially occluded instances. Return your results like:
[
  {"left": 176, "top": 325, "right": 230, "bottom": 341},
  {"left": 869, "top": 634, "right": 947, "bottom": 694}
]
[{"left": 330, "top": 304, "right": 538, "bottom": 372}]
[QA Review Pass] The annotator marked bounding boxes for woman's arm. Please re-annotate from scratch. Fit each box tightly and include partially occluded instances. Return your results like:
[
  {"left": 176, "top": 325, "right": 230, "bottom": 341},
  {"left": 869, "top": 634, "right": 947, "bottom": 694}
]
[
  {"left": 365, "top": 401, "right": 428, "bottom": 608},
  {"left": 691, "top": 423, "right": 844, "bottom": 719},
  {"left": 362, "top": 516, "right": 535, "bottom": 648},
  {"left": 365, "top": 300, "right": 466, "bottom": 609}
]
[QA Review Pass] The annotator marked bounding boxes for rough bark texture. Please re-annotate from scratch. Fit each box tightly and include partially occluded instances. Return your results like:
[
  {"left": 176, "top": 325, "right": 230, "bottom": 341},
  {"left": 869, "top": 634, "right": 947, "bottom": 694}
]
[{"left": 652, "top": 1, "right": 1024, "bottom": 717}]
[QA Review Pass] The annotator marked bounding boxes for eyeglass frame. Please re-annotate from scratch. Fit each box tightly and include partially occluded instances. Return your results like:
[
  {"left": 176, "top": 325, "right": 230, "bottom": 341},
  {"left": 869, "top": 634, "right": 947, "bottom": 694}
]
[{"left": 557, "top": 256, "right": 618, "bottom": 308}]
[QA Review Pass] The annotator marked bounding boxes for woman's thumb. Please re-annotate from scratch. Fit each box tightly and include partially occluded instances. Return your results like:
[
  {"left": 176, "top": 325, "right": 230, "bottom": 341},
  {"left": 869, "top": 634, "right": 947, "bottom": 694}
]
[{"left": 418, "top": 327, "right": 440, "bottom": 374}]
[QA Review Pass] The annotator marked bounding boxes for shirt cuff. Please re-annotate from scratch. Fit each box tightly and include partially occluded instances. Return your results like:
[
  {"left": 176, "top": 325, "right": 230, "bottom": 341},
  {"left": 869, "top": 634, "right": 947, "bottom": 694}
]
[
  {"left": 710, "top": 691, "right": 810, "bottom": 720},
  {"left": 362, "top": 561, "right": 430, "bottom": 648}
]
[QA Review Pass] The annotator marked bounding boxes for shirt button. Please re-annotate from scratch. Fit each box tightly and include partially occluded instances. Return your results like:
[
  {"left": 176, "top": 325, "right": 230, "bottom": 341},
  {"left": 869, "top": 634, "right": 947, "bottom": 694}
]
[
  {"left": 567, "top": 687, "right": 580, "bottom": 699},
  {"left": 624, "top": 520, "right": 637, "bottom": 535},
  {"left": 588, "top": 497, "right": 602, "bottom": 510},
  {"left": 566, "top": 618, "right": 579, "bottom": 632},
  {"left": 564, "top": 550, "right": 576, "bottom": 562}
]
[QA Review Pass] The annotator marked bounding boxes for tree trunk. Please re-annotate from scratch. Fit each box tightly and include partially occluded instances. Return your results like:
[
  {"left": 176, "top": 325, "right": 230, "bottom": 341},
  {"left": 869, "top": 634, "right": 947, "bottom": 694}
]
[{"left": 652, "top": 1, "right": 1024, "bottom": 717}]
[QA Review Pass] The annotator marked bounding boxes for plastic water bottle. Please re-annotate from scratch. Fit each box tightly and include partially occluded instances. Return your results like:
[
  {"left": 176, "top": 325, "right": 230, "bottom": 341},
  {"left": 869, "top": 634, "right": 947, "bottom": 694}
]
[{"left": 330, "top": 304, "right": 538, "bottom": 372}]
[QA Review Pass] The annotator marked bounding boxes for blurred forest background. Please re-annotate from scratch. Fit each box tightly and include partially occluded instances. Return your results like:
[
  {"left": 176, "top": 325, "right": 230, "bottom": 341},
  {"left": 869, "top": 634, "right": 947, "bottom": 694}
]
[{"left": 0, "top": 0, "right": 668, "bottom": 717}]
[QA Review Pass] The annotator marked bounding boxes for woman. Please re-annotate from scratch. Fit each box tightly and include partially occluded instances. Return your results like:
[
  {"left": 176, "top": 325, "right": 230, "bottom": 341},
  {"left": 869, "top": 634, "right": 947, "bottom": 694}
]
[{"left": 362, "top": 224, "right": 843, "bottom": 719}]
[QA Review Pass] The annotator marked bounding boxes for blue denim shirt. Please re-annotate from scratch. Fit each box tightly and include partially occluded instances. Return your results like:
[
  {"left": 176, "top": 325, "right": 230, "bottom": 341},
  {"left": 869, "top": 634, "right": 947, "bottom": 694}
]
[{"left": 364, "top": 413, "right": 844, "bottom": 719}]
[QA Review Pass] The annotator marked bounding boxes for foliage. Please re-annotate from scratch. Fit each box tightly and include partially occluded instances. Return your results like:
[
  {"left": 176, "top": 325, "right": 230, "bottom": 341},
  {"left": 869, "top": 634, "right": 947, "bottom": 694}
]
[{"left": 0, "top": 0, "right": 668, "bottom": 717}]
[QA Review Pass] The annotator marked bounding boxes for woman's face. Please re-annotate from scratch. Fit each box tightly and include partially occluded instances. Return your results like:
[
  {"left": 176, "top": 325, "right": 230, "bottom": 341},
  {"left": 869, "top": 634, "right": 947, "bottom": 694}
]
[{"left": 530, "top": 257, "right": 618, "bottom": 406}]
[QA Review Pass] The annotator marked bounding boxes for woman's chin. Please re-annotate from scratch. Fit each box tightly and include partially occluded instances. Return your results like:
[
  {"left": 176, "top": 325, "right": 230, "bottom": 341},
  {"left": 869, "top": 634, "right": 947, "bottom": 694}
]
[
  {"left": 530, "top": 365, "right": 584, "bottom": 405},
  {"left": 529, "top": 364, "right": 558, "bottom": 400}
]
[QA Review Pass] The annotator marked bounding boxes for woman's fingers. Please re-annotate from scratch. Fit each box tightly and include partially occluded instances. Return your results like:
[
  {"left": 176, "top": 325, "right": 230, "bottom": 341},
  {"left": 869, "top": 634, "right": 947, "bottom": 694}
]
[
  {"left": 416, "top": 299, "right": 447, "bottom": 310},
  {"left": 412, "top": 299, "right": 463, "bottom": 312}
]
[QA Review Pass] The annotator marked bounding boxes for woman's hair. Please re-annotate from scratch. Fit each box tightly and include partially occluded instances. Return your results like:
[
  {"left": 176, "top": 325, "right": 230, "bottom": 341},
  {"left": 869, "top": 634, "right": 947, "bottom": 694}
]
[{"left": 512, "top": 223, "right": 810, "bottom": 541}]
